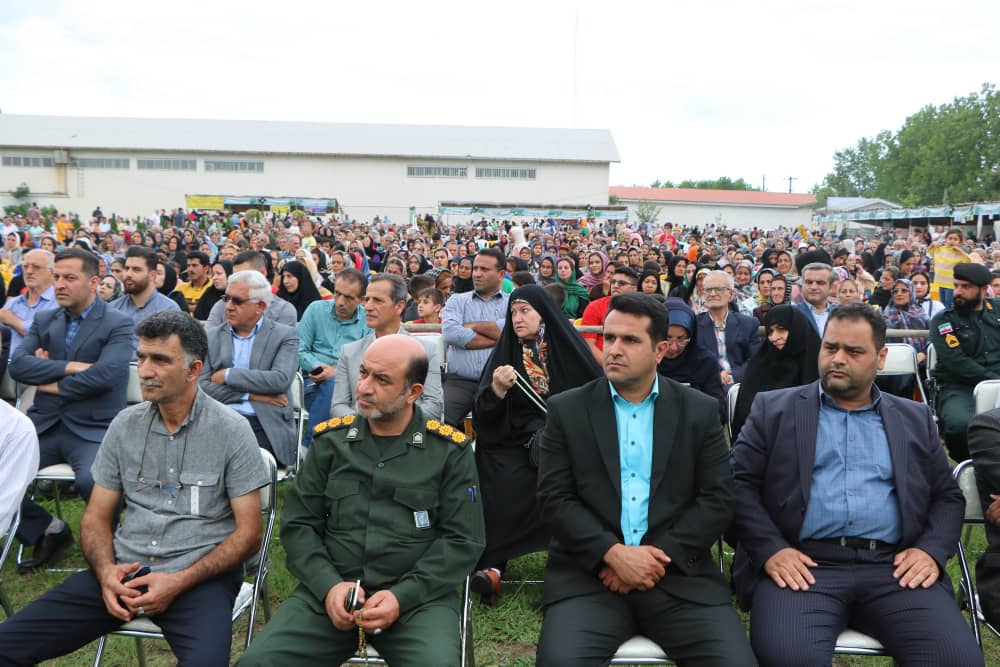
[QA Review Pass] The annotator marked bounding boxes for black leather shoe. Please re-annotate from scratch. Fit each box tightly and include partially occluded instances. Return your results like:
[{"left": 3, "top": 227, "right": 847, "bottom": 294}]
[{"left": 18, "top": 525, "right": 73, "bottom": 574}]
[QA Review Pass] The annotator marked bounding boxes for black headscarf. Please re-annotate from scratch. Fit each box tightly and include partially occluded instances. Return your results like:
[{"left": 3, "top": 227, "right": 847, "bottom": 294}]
[
  {"left": 666, "top": 256, "right": 687, "bottom": 291},
  {"left": 193, "top": 260, "right": 233, "bottom": 321},
  {"left": 157, "top": 263, "right": 189, "bottom": 312},
  {"left": 452, "top": 255, "right": 475, "bottom": 294},
  {"left": 731, "top": 304, "right": 820, "bottom": 440},
  {"left": 277, "top": 260, "right": 323, "bottom": 321},
  {"left": 657, "top": 298, "right": 725, "bottom": 415},
  {"left": 408, "top": 253, "right": 431, "bottom": 277},
  {"left": 638, "top": 269, "right": 664, "bottom": 296},
  {"left": 473, "top": 285, "right": 602, "bottom": 444},
  {"left": 762, "top": 249, "right": 779, "bottom": 270}
]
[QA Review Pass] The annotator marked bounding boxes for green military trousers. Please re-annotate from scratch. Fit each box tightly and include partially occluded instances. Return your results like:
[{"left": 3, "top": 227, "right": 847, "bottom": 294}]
[
  {"left": 937, "top": 384, "right": 975, "bottom": 462},
  {"left": 238, "top": 590, "right": 463, "bottom": 667}
]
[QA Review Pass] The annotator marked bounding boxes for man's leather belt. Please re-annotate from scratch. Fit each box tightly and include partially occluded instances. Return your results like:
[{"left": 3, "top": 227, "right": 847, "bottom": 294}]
[{"left": 816, "top": 536, "right": 897, "bottom": 551}]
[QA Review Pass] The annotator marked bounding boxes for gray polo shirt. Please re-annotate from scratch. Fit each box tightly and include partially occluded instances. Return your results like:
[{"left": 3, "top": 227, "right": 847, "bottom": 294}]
[
  {"left": 91, "top": 389, "right": 269, "bottom": 573},
  {"left": 109, "top": 290, "right": 181, "bottom": 326}
]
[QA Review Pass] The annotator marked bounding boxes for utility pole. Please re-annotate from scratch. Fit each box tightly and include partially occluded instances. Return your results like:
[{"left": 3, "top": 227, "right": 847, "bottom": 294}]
[
  {"left": 762, "top": 174, "right": 766, "bottom": 191},
  {"left": 787, "top": 176, "right": 797, "bottom": 193}
]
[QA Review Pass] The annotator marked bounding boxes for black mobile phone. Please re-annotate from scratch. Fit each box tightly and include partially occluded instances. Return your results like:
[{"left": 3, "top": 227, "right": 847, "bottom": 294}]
[
  {"left": 310, "top": 366, "right": 323, "bottom": 376},
  {"left": 345, "top": 579, "right": 362, "bottom": 611},
  {"left": 123, "top": 565, "right": 151, "bottom": 594}
]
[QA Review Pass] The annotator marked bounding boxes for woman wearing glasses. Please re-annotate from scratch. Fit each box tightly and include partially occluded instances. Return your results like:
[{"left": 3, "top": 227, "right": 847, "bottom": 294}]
[
  {"left": 657, "top": 298, "right": 725, "bottom": 421},
  {"left": 470, "top": 285, "right": 602, "bottom": 605}
]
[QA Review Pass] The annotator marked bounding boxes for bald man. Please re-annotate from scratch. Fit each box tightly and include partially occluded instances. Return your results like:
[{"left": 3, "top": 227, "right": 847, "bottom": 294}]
[{"left": 240, "top": 335, "right": 485, "bottom": 667}]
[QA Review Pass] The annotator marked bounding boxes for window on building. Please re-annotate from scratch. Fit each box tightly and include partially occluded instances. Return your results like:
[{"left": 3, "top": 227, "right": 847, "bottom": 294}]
[
  {"left": 474, "top": 167, "right": 536, "bottom": 179},
  {"left": 407, "top": 165, "right": 468, "bottom": 178},
  {"left": 138, "top": 158, "right": 196, "bottom": 171},
  {"left": 204, "top": 160, "right": 264, "bottom": 173},
  {"left": 2, "top": 156, "right": 55, "bottom": 168},
  {"left": 76, "top": 158, "right": 130, "bottom": 169}
]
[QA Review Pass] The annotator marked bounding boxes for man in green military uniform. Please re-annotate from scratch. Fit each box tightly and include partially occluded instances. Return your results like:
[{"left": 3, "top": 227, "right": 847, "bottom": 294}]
[
  {"left": 929, "top": 262, "right": 1000, "bottom": 461},
  {"left": 239, "top": 335, "right": 485, "bottom": 666}
]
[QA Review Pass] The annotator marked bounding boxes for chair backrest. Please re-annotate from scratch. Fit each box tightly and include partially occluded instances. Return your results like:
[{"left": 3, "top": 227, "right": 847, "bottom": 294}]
[
  {"left": 954, "top": 459, "right": 985, "bottom": 523},
  {"left": 878, "top": 343, "right": 919, "bottom": 376},
  {"left": 926, "top": 342, "right": 937, "bottom": 377},
  {"left": 726, "top": 383, "right": 741, "bottom": 441},
  {"left": 0, "top": 370, "right": 17, "bottom": 404},
  {"left": 126, "top": 363, "right": 143, "bottom": 405},
  {"left": 973, "top": 379, "right": 1000, "bottom": 416},
  {"left": 413, "top": 332, "right": 447, "bottom": 372},
  {"left": 291, "top": 371, "right": 304, "bottom": 412},
  {"left": 257, "top": 449, "right": 278, "bottom": 514}
]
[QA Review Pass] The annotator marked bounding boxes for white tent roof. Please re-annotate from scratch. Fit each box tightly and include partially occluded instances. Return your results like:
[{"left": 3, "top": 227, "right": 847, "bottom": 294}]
[{"left": 0, "top": 114, "right": 620, "bottom": 164}]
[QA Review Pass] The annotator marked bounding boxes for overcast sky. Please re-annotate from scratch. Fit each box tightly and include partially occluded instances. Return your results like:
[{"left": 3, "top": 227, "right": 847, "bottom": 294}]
[{"left": 2, "top": 0, "right": 998, "bottom": 193}]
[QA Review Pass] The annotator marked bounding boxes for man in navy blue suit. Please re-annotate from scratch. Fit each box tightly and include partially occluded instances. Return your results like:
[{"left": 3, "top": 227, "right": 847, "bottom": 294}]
[
  {"left": 696, "top": 270, "right": 760, "bottom": 387},
  {"left": 10, "top": 248, "right": 134, "bottom": 572},
  {"left": 730, "top": 303, "right": 981, "bottom": 666}
]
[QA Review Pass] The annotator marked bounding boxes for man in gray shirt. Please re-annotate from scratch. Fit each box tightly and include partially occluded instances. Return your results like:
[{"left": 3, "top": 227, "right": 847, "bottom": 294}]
[{"left": 0, "top": 311, "right": 269, "bottom": 665}]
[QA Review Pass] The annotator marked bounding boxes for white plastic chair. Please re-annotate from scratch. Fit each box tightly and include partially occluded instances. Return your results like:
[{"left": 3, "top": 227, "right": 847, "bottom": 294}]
[
  {"left": 611, "top": 635, "right": 671, "bottom": 664},
  {"left": 726, "top": 382, "right": 741, "bottom": 442},
  {"left": 0, "top": 369, "right": 18, "bottom": 406},
  {"left": 954, "top": 459, "right": 993, "bottom": 645},
  {"left": 877, "top": 343, "right": 928, "bottom": 405},
  {"left": 973, "top": 379, "right": 1000, "bottom": 416},
  {"left": 92, "top": 448, "right": 279, "bottom": 665},
  {"left": 126, "top": 363, "right": 143, "bottom": 405},
  {"left": 280, "top": 371, "right": 307, "bottom": 481}
]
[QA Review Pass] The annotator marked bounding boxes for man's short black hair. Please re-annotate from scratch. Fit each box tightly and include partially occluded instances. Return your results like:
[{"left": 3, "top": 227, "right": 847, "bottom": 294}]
[
  {"left": 186, "top": 251, "right": 210, "bottom": 267},
  {"left": 607, "top": 292, "right": 668, "bottom": 344},
  {"left": 613, "top": 265, "right": 639, "bottom": 282},
  {"left": 233, "top": 250, "right": 267, "bottom": 271},
  {"left": 408, "top": 274, "right": 434, "bottom": 298},
  {"left": 136, "top": 310, "right": 208, "bottom": 363},
  {"left": 511, "top": 270, "right": 536, "bottom": 287},
  {"left": 476, "top": 247, "right": 506, "bottom": 271},
  {"left": 405, "top": 351, "right": 430, "bottom": 389},
  {"left": 335, "top": 267, "right": 368, "bottom": 294},
  {"left": 125, "top": 245, "right": 158, "bottom": 271},
  {"left": 826, "top": 302, "right": 886, "bottom": 350},
  {"left": 55, "top": 247, "right": 99, "bottom": 277}
]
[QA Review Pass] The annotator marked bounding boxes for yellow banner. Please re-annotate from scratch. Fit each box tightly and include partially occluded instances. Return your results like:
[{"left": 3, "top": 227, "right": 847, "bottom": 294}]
[
  {"left": 185, "top": 195, "right": 225, "bottom": 210},
  {"left": 796, "top": 224, "right": 811, "bottom": 241},
  {"left": 270, "top": 205, "right": 290, "bottom": 216}
]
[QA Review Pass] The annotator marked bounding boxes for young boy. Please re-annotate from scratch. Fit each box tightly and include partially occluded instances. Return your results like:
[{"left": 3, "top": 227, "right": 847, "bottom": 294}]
[{"left": 411, "top": 287, "right": 444, "bottom": 324}]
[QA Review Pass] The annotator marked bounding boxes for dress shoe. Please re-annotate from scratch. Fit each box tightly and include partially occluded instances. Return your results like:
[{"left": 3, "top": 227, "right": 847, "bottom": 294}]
[
  {"left": 471, "top": 569, "right": 502, "bottom": 606},
  {"left": 18, "top": 525, "right": 73, "bottom": 574}
]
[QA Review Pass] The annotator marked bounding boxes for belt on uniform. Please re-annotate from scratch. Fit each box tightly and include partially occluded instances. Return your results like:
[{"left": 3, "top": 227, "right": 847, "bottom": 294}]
[{"left": 815, "top": 536, "right": 897, "bottom": 552}]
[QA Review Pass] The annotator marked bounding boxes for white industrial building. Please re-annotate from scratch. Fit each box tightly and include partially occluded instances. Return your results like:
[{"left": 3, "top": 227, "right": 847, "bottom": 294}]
[
  {"left": 610, "top": 186, "right": 816, "bottom": 231},
  {"left": 0, "top": 115, "right": 619, "bottom": 222}
]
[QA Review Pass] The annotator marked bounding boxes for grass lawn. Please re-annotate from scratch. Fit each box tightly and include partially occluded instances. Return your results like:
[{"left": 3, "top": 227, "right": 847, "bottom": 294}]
[{"left": 3, "top": 490, "right": 1000, "bottom": 666}]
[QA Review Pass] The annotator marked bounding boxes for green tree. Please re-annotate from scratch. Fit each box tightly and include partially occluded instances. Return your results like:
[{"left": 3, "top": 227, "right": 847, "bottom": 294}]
[
  {"left": 634, "top": 200, "right": 660, "bottom": 225},
  {"left": 650, "top": 177, "right": 757, "bottom": 191}
]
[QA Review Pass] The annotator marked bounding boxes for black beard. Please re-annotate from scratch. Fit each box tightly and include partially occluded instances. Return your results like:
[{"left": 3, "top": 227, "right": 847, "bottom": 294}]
[{"left": 954, "top": 296, "right": 981, "bottom": 315}]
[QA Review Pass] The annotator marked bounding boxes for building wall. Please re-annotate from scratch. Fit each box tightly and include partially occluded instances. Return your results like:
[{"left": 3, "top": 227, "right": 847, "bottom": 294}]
[
  {"left": 0, "top": 149, "right": 610, "bottom": 222},
  {"left": 622, "top": 200, "right": 814, "bottom": 231}
]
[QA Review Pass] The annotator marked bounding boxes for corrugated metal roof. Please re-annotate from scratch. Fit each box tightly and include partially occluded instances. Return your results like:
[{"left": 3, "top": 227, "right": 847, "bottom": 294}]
[
  {"left": 0, "top": 114, "right": 620, "bottom": 163},
  {"left": 610, "top": 186, "right": 816, "bottom": 207}
]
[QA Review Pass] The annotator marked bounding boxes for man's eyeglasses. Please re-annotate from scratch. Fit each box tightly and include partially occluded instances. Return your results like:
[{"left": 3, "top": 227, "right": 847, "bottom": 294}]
[
  {"left": 222, "top": 295, "right": 254, "bottom": 305},
  {"left": 609, "top": 279, "right": 636, "bottom": 288},
  {"left": 137, "top": 477, "right": 183, "bottom": 498}
]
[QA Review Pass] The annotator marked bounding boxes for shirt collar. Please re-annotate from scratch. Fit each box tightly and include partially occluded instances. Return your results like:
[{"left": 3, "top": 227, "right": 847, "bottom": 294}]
[
  {"left": 818, "top": 382, "right": 882, "bottom": 413},
  {"left": 66, "top": 297, "right": 98, "bottom": 321},
  {"left": 231, "top": 316, "right": 264, "bottom": 340},
  {"left": 335, "top": 303, "right": 362, "bottom": 324},
  {"left": 609, "top": 374, "right": 660, "bottom": 406},
  {"left": 806, "top": 300, "right": 829, "bottom": 314}
]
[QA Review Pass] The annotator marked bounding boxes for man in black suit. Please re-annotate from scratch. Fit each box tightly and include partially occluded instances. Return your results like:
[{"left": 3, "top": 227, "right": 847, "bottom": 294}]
[
  {"left": 9, "top": 248, "right": 134, "bottom": 571},
  {"left": 730, "top": 302, "right": 981, "bottom": 666},
  {"left": 696, "top": 270, "right": 760, "bottom": 387},
  {"left": 536, "top": 292, "right": 755, "bottom": 666},
  {"left": 967, "top": 409, "right": 1000, "bottom": 627}
]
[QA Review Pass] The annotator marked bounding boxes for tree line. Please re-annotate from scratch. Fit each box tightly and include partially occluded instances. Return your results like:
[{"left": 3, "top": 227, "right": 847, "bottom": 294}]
[{"left": 813, "top": 83, "right": 1000, "bottom": 208}]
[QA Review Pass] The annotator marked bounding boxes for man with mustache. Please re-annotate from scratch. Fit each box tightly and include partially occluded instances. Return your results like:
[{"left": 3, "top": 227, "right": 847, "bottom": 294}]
[
  {"left": 929, "top": 261, "right": 1000, "bottom": 462},
  {"left": 731, "top": 303, "right": 980, "bottom": 665}
]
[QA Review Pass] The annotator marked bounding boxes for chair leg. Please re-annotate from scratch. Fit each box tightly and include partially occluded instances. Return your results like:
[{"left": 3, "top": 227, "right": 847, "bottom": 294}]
[
  {"left": 92, "top": 635, "right": 107, "bottom": 667},
  {"left": 259, "top": 577, "right": 273, "bottom": 621},
  {"left": 135, "top": 637, "right": 147, "bottom": 667}
]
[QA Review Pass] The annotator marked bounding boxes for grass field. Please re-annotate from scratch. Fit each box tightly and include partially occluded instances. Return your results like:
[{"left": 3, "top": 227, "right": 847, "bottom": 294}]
[{"left": 3, "top": 489, "right": 999, "bottom": 666}]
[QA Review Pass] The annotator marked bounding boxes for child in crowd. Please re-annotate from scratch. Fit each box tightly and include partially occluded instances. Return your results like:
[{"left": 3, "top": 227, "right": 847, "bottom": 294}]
[{"left": 410, "top": 287, "right": 444, "bottom": 324}]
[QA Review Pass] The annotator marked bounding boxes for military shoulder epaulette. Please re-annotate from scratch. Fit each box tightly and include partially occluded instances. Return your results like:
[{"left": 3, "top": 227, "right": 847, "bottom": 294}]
[
  {"left": 425, "top": 419, "right": 468, "bottom": 445},
  {"left": 313, "top": 414, "right": 357, "bottom": 436}
]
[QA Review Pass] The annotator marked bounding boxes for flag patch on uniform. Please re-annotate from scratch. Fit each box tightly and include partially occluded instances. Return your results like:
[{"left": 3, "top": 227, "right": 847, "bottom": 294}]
[
  {"left": 413, "top": 510, "right": 431, "bottom": 529},
  {"left": 938, "top": 323, "right": 954, "bottom": 335}
]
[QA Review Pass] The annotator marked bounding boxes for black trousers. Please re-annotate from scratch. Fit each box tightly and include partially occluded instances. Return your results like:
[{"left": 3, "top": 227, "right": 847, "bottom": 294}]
[
  {"left": 535, "top": 586, "right": 756, "bottom": 667},
  {"left": 244, "top": 414, "right": 285, "bottom": 467},
  {"left": 442, "top": 375, "right": 478, "bottom": 428},
  {"left": 17, "top": 421, "right": 103, "bottom": 545},
  {"left": 749, "top": 541, "right": 983, "bottom": 666},
  {"left": 0, "top": 567, "right": 241, "bottom": 666}
]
